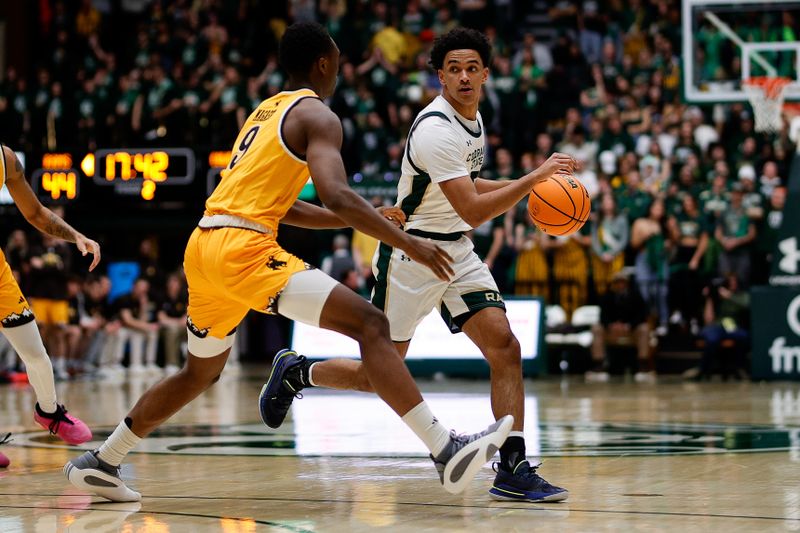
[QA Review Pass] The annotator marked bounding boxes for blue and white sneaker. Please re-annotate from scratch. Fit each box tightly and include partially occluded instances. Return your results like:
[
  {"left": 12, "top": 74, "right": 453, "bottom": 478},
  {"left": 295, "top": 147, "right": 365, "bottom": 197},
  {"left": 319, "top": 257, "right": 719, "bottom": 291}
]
[
  {"left": 258, "top": 349, "right": 307, "bottom": 429},
  {"left": 489, "top": 461, "right": 569, "bottom": 502}
]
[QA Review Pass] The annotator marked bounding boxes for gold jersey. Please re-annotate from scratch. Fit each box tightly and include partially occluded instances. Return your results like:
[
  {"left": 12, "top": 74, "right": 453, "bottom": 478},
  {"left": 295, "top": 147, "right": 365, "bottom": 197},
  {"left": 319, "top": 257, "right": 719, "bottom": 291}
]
[{"left": 204, "top": 88, "right": 318, "bottom": 232}]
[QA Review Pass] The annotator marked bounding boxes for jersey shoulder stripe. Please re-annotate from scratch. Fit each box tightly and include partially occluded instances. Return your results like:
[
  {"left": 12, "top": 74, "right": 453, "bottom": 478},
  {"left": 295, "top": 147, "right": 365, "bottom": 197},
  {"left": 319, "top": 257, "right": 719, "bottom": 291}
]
[
  {"left": 404, "top": 111, "right": 451, "bottom": 175},
  {"left": 277, "top": 94, "right": 321, "bottom": 163}
]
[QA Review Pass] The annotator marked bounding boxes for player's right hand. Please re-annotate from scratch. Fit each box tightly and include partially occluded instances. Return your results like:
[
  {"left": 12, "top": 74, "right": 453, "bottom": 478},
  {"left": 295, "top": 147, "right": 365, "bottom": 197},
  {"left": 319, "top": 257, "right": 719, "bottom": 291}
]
[
  {"left": 404, "top": 237, "right": 454, "bottom": 281},
  {"left": 537, "top": 152, "right": 579, "bottom": 179}
]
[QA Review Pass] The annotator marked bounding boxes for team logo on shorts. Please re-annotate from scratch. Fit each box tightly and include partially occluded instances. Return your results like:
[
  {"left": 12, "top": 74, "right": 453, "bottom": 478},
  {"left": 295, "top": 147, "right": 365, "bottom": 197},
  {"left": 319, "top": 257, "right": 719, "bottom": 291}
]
[
  {"left": 1, "top": 307, "right": 34, "bottom": 327},
  {"left": 266, "top": 256, "right": 287, "bottom": 271},
  {"left": 265, "top": 289, "right": 284, "bottom": 315},
  {"left": 186, "top": 316, "right": 209, "bottom": 338}
]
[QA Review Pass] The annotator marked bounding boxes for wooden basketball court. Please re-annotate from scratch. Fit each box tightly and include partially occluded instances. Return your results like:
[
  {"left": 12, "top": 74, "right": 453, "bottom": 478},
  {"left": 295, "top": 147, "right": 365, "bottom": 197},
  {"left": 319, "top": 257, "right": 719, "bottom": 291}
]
[{"left": 1, "top": 371, "right": 799, "bottom": 531}]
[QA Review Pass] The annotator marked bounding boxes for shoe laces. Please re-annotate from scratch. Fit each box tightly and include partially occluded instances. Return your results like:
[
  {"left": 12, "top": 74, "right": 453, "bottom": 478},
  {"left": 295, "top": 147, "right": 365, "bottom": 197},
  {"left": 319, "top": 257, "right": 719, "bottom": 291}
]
[
  {"left": 284, "top": 355, "right": 308, "bottom": 388},
  {"left": 448, "top": 429, "right": 485, "bottom": 447},
  {"left": 43, "top": 405, "right": 75, "bottom": 435},
  {"left": 271, "top": 379, "right": 303, "bottom": 410},
  {"left": 493, "top": 460, "right": 547, "bottom": 481}
]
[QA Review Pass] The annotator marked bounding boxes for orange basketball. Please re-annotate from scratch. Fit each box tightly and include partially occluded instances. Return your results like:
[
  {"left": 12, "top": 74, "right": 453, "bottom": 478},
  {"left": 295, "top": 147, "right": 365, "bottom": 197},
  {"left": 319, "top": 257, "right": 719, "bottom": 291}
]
[{"left": 527, "top": 174, "right": 591, "bottom": 236}]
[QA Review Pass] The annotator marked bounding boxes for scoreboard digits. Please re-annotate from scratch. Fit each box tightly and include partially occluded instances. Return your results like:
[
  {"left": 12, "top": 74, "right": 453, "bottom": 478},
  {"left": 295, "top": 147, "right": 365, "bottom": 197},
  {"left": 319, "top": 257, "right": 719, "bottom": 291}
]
[
  {"left": 31, "top": 153, "right": 79, "bottom": 203},
  {"left": 90, "top": 148, "right": 195, "bottom": 200}
]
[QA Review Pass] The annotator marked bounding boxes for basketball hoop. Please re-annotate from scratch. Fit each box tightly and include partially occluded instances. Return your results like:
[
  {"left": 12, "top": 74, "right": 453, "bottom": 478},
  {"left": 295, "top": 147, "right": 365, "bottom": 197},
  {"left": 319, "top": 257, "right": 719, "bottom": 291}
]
[{"left": 743, "top": 77, "right": 792, "bottom": 133}]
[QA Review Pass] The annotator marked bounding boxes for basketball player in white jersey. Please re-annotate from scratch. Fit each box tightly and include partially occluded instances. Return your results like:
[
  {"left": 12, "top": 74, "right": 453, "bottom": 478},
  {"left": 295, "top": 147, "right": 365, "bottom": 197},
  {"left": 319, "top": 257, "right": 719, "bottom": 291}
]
[{"left": 261, "top": 28, "right": 577, "bottom": 502}]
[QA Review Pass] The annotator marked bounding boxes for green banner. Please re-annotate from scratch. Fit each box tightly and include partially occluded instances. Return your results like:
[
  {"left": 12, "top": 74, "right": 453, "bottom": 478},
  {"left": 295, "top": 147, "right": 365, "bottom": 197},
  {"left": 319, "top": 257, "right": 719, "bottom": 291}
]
[
  {"left": 769, "top": 153, "right": 800, "bottom": 285},
  {"left": 751, "top": 153, "right": 800, "bottom": 380},
  {"left": 751, "top": 286, "right": 800, "bottom": 379}
]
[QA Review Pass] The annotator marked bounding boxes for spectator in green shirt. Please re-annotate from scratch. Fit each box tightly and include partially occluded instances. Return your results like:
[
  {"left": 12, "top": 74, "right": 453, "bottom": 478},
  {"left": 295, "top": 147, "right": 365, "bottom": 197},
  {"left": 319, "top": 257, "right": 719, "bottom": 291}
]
[{"left": 715, "top": 185, "right": 756, "bottom": 285}]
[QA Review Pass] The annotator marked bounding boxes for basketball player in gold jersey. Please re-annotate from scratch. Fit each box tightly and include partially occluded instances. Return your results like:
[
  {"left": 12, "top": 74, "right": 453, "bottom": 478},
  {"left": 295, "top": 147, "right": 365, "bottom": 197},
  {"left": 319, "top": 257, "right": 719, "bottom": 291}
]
[
  {"left": 65, "top": 22, "right": 513, "bottom": 501},
  {"left": 0, "top": 146, "right": 98, "bottom": 458}
]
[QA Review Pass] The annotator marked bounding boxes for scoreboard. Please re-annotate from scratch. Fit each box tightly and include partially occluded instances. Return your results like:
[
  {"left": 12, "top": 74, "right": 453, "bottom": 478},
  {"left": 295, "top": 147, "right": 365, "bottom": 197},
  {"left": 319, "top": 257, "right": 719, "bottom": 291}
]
[
  {"left": 23, "top": 147, "right": 322, "bottom": 206},
  {"left": 26, "top": 148, "right": 220, "bottom": 204}
]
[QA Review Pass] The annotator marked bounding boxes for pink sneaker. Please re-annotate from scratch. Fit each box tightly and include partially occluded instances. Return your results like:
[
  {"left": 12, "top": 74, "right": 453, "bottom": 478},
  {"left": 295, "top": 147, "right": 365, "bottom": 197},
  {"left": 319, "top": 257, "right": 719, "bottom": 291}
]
[
  {"left": 1, "top": 432, "right": 11, "bottom": 467},
  {"left": 34, "top": 404, "right": 92, "bottom": 445}
]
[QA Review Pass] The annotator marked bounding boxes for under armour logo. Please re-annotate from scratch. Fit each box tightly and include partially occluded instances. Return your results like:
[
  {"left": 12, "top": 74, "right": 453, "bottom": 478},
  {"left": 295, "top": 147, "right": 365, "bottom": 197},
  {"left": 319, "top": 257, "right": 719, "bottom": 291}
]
[
  {"left": 400, "top": 254, "right": 412, "bottom": 262},
  {"left": 779, "top": 237, "right": 800, "bottom": 274},
  {"left": 466, "top": 140, "right": 472, "bottom": 147}
]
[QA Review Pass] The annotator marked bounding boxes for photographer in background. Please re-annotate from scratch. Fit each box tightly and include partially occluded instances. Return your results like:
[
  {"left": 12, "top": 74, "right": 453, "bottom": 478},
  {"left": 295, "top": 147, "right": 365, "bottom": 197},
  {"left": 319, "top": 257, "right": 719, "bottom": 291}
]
[{"left": 696, "top": 273, "right": 750, "bottom": 381}]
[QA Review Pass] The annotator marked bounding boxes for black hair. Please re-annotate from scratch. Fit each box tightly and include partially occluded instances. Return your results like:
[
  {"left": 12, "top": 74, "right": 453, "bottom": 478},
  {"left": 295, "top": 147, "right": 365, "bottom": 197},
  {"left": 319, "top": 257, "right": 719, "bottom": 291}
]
[
  {"left": 279, "top": 22, "right": 335, "bottom": 78},
  {"left": 429, "top": 28, "right": 491, "bottom": 70}
]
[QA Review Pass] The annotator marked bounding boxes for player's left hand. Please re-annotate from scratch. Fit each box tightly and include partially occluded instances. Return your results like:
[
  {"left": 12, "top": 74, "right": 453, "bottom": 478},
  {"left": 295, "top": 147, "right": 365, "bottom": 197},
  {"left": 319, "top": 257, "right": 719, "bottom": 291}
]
[
  {"left": 75, "top": 235, "right": 101, "bottom": 272},
  {"left": 377, "top": 206, "right": 406, "bottom": 228}
]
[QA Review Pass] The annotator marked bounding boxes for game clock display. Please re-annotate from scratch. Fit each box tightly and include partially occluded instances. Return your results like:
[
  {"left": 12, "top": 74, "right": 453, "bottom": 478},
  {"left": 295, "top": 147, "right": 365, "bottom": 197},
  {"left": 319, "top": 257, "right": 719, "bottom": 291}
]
[{"left": 91, "top": 148, "right": 195, "bottom": 200}]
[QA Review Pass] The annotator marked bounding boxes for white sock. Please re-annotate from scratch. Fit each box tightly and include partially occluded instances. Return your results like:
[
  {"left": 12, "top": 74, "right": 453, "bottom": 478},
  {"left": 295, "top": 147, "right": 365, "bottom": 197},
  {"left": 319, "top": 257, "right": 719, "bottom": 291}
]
[
  {"left": 401, "top": 401, "right": 451, "bottom": 457},
  {"left": 307, "top": 362, "right": 318, "bottom": 386},
  {"left": 2, "top": 321, "right": 58, "bottom": 413},
  {"left": 508, "top": 430, "right": 524, "bottom": 439},
  {"left": 97, "top": 420, "right": 142, "bottom": 466}
]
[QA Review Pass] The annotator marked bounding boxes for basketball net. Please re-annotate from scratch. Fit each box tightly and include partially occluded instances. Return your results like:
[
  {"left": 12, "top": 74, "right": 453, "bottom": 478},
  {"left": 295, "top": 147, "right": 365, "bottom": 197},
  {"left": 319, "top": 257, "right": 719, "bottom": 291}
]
[{"left": 743, "top": 77, "right": 792, "bottom": 133}]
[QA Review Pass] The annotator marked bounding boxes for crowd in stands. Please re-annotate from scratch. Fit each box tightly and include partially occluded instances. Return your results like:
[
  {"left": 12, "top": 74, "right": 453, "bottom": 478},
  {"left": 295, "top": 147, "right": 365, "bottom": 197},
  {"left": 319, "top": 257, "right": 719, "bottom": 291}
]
[{"left": 1, "top": 0, "right": 796, "bottom": 377}]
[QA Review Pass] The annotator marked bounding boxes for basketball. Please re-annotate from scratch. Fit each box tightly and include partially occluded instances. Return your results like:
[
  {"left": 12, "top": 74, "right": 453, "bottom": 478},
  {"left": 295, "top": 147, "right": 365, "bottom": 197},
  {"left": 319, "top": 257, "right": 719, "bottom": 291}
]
[{"left": 527, "top": 174, "right": 591, "bottom": 236}]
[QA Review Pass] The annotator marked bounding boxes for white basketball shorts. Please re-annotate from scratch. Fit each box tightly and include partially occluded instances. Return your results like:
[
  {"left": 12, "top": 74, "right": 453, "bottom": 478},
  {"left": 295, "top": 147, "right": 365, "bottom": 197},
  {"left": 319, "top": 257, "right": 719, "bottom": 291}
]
[{"left": 371, "top": 234, "right": 505, "bottom": 342}]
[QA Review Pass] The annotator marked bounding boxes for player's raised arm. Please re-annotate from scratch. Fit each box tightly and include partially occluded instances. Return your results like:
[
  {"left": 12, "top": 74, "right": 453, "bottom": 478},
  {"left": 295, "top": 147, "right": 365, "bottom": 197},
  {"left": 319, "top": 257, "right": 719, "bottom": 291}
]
[
  {"left": 2, "top": 146, "right": 101, "bottom": 271},
  {"left": 291, "top": 100, "right": 453, "bottom": 281}
]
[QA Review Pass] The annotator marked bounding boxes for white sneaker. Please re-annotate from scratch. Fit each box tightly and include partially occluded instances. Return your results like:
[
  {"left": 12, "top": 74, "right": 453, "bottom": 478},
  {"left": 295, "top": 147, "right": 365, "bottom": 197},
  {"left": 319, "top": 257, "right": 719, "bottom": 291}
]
[
  {"left": 585, "top": 370, "right": 610, "bottom": 383},
  {"left": 682, "top": 366, "right": 701, "bottom": 380},
  {"left": 163, "top": 364, "right": 180, "bottom": 375},
  {"left": 97, "top": 366, "right": 124, "bottom": 380},
  {"left": 65, "top": 451, "right": 141, "bottom": 502},
  {"left": 144, "top": 364, "right": 161, "bottom": 376},
  {"left": 634, "top": 371, "right": 657, "bottom": 383},
  {"left": 127, "top": 365, "right": 145, "bottom": 376},
  {"left": 431, "top": 415, "right": 514, "bottom": 494}
]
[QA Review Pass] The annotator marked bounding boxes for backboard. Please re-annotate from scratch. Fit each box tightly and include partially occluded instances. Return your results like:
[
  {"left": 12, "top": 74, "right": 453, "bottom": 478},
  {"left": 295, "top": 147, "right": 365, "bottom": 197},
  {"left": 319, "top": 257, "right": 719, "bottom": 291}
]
[{"left": 682, "top": 0, "right": 800, "bottom": 103}]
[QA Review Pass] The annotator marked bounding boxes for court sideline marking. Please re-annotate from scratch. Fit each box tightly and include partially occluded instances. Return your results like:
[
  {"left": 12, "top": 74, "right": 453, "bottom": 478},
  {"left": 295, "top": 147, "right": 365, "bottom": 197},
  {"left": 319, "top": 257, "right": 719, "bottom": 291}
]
[{"left": 1, "top": 493, "right": 798, "bottom": 523}]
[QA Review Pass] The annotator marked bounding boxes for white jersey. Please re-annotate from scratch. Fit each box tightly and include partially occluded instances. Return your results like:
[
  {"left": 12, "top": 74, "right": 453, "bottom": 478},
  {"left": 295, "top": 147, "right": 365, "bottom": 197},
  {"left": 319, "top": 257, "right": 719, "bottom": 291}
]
[{"left": 397, "top": 95, "right": 486, "bottom": 234}]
